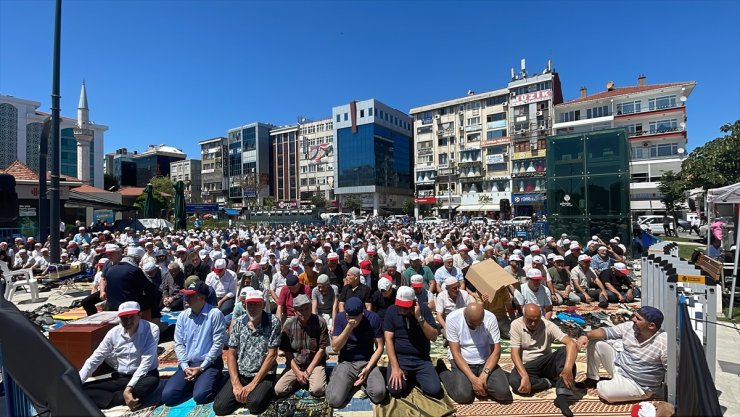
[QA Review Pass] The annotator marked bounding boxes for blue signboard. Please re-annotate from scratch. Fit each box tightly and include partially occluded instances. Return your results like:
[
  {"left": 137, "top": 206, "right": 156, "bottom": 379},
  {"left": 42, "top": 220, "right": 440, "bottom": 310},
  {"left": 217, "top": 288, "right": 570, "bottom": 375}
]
[
  {"left": 243, "top": 190, "right": 257, "bottom": 198},
  {"left": 186, "top": 203, "right": 219, "bottom": 213},
  {"left": 511, "top": 193, "right": 546, "bottom": 204}
]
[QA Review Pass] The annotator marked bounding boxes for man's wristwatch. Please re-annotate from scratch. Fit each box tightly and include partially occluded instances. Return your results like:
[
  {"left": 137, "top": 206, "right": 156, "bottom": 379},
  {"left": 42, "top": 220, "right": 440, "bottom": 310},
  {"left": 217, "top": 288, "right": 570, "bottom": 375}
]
[
  {"left": 417, "top": 315, "right": 425, "bottom": 324},
  {"left": 482, "top": 367, "right": 491, "bottom": 375}
]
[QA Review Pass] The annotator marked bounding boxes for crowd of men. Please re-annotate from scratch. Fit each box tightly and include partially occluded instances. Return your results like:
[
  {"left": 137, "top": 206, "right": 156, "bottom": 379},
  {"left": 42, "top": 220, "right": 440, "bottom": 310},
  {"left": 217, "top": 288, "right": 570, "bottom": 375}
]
[{"left": 1, "top": 220, "right": 664, "bottom": 416}]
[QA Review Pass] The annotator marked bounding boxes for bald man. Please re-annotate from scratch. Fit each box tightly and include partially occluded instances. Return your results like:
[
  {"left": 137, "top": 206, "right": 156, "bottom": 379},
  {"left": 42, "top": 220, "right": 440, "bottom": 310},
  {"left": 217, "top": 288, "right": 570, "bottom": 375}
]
[
  {"left": 437, "top": 303, "right": 512, "bottom": 404},
  {"left": 509, "top": 304, "right": 579, "bottom": 417}
]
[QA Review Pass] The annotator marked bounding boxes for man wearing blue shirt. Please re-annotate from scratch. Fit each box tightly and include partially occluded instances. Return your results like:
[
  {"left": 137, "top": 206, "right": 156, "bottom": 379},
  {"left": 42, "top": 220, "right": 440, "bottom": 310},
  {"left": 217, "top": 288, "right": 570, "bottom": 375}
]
[{"left": 162, "top": 282, "right": 228, "bottom": 406}]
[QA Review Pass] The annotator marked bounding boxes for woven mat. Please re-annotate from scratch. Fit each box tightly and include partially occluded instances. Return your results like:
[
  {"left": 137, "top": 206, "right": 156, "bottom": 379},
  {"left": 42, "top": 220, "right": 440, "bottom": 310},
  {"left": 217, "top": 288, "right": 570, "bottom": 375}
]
[{"left": 52, "top": 306, "right": 88, "bottom": 320}]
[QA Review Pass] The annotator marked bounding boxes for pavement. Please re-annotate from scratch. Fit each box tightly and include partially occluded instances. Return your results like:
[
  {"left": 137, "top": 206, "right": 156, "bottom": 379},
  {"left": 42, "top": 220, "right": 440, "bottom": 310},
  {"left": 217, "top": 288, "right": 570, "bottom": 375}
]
[{"left": 4, "top": 280, "right": 740, "bottom": 416}]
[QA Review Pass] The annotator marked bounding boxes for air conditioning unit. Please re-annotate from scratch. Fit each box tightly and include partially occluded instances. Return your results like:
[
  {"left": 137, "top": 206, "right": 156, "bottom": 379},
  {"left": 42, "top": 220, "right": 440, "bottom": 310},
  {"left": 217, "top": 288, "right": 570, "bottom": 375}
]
[
  {"left": 531, "top": 144, "right": 538, "bottom": 150},
  {"left": 502, "top": 150, "right": 509, "bottom": 156},
  {"left": 434, "top": 114, "right": 440, "bottom": 120},
  {"left": 459, "top": 111, "right": 465, "bottom": 115},
  {"left": 510, "top": 92, "right": 517, "bottom": 97},
  {"left": 502, "top": 101, "right": 508, "bottom": 107},
  {"left": 536, "top": 111, "right": 543, "bottom": 116}
]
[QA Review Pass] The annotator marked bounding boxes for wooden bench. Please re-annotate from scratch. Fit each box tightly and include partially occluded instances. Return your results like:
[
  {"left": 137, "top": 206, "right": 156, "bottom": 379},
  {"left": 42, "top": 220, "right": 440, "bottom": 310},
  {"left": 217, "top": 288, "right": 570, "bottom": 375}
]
[{"left": 695, "top": 252, "right": 723, "bottom": 282}]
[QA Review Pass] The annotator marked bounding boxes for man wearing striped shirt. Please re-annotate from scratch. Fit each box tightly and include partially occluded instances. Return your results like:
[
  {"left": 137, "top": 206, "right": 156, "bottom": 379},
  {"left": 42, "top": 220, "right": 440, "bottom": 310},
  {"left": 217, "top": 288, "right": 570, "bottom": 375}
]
[{"left": 577, "top": 306, "right": 668, "bottom": 403}]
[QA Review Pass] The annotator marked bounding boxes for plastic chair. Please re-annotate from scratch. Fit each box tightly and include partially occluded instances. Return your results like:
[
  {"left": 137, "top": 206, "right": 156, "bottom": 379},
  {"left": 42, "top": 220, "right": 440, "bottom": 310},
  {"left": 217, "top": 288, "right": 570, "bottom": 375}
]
[{"left": 1, "top": 261, "right": 39, "bottom": 303}]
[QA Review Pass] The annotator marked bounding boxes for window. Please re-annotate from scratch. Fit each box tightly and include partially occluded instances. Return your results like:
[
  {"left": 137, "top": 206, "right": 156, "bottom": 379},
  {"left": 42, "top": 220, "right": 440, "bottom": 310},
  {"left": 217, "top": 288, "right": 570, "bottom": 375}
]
[
  {"left": 360, "top": 109, "right": 365, "bottom": 117},
  {"left": 344, "top": 113, "right": 348, "bottom": 121},
  {"left": 438, "top": 153, "right": 448, "bottom": 165},
  {"left": 649, "top": 95, "right": 677, "bottom": 111},
  {"left": 467, "top": 117, "right": 480, "bottom": 126},
  {"left": 514, "top": 106, "right": 528, "bottom": 117},
  {"left": 368, "top": 107, "right": 373, "bottom": 116},
  {"left": 624, "top": 123, "right": 643, "bottom": 136},
  {"left": 465, "top": 102, "right": 481, "bottom": 111},
  {"left": 417, "top": 155, "right": 433, "bottom": 164},
  {"left": 649, "top": 119, "right": 678, "bottom": 133},
  {"left": 586, "top": 105, "right": 610, "bottom": 119},
  {"left": 485, "top": 95, "right": 508, "bottom": 106},
  {"left": 486, "top": 129, "right": 507, "bottom": 139},
  {"left": 467, "top": 133, "right": 481, "bottom": 142},
  {"left": 616, "top": 101, "right": 641, "bottom": 115},
  {"left": 336, "top": 114, "right": 341, "bottom": 122},
  {"left": 487, "top": 112, "right": 506, "bottom": 122}
]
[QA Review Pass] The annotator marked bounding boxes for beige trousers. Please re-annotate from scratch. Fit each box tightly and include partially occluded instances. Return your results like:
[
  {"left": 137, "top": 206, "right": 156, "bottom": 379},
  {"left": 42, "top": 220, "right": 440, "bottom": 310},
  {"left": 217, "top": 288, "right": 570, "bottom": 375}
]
[
  {"left": 587, "top": 340, "right": 653, "bottom": 403},
  {"left": 274, "top": 365, "right": 327, "bottom": 397}
]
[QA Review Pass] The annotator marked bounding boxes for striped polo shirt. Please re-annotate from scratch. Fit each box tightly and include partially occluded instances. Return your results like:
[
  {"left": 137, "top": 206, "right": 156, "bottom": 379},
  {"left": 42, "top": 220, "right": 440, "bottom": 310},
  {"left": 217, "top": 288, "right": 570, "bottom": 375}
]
[{"left": 605, "top": 321, "right": 668, "bottom": 392}]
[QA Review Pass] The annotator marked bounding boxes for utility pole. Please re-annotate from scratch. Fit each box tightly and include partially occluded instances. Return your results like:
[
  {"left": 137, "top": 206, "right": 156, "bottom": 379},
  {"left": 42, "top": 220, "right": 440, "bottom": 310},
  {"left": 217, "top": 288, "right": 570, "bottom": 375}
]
[{"left": 49, "top": 0, "right": 62, "bottom": 263}]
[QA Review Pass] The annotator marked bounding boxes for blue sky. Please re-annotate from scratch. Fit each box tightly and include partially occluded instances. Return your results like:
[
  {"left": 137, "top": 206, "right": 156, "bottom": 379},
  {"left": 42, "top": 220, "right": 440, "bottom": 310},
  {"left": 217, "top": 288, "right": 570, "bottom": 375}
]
[{"left": 1, "top": 0, "right": 739, "bottom": 159}]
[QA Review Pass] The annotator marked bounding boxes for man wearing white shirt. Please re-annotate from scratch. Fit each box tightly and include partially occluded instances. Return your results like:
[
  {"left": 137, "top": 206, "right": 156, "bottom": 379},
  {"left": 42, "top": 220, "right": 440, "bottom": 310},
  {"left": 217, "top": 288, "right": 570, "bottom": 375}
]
[
  {"left": 206, "top": 258, "right": 237, "bottom": 315},
  {"left": 438, "top": 303, "right": 512, "bottom": 404},
  {"left": 77, "top": 242, "right": 95, "bottom": 268},
  {"left": 435, "top": 276, "right": 472, "bottom": 335},
  {"left": 79, "top": 301, "right": 160, "bottom": 410}
]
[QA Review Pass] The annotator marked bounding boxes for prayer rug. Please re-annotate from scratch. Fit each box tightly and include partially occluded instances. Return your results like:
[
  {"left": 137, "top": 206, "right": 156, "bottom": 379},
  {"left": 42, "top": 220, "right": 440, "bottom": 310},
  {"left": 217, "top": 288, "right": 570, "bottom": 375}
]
[
  {"left": 103, "top": 405, "right": 156, "bottom": 417},
  {"left": 373, "top": 387, "right": 456, "bottom": 417},
  {"left": 51, "top": 306, "right": 87, "bottom": 320}
]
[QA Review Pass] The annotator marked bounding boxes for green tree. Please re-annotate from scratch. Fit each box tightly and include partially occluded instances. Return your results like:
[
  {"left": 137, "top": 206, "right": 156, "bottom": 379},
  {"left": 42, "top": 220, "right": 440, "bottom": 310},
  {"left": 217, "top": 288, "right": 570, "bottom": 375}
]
[
  {"left": 263, "top": 197, "right": 276, "bottom": 210},
  {"left": 658, "top": 170, "right": 686, "bottom": 229},
  {"left": 402, "top": 199, "right": 415, "bottom": 216},
  {"left": 133, "top": 191, "right": 165, "bottom": 217},
  {"left": 104, "top": 173, "right": 120, "bottom": 191},
  {"left": 343, "top": 196, "right": 362, "bottom": 214},
  {"left": 682, "top": 120, "right": 740, "bottom": 190},
  {"left": 310, "top": 193, "right": 327, "bottom": 209}
]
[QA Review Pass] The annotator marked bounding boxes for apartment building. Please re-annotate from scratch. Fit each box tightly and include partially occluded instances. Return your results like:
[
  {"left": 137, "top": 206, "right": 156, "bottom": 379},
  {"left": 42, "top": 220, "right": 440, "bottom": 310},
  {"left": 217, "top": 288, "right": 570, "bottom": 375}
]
[
  {"left": 553, "top": 76, "right": 695, "bottom": 213},
  {"left": 170, "top": 159, "right": 202, "bottom": 203},
  {"left": 298, "top": 118, "right": 335, "bottom": 203},
  {"left": 198, "top": 137, "right": 228, "bottom": 204},
  {"left": 270, "top": 125, "right": 300, "bottom": 205},
  {"left": 226, "top": 122, "right": 273, "bottom": 207}
]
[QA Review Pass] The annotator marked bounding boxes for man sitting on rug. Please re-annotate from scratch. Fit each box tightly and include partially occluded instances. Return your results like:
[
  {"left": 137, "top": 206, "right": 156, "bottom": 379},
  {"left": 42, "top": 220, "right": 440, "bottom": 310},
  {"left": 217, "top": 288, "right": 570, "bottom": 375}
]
[
  {"left": 162, "top": 281, "right": 227, "bottom": 406},
  {"left": 435, "top": 276, "right": 472, "bottom": 337},
  {"left": 512, "top": 269, "right": 553, "bottom": 319},
  {"left": 438, "top": 303, "right": 513, "bottom": 404},
  {"left": 577, "top": 306, "right": 667, "bottom": 403},
  {"left": 275, "top": 294, "right": 329, "bottom": 398},
  {"left": 326, "top": 297, "right": 387, "bottom": 408},
  {"left": 384, "top": 286, "right": 442, "bottom": 399},
  {"left": 509, "top": 304, "right": 580, "bottom": 417},
  {"left": 213, "top": 290, "right": 282, "bottom": 415},
  {"left": 78, "top": 301, "right": 160, "bottom": 411}
]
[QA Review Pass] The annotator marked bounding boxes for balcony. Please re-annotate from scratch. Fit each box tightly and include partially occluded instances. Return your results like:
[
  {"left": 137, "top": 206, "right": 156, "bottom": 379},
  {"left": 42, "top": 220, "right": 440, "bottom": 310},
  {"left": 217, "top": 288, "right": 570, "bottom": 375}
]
[
  {"left": 417, "top": 147, "right": 434, "bottom": 156},
  {"left": 465, "top": 124, "right": 482, "bottom": 132},
  {"left": 616, "top": 103, "right": 684, "bottom": 118},
  {"left": 415, "top": 170, "right": 437, "bottom": 184},
  {"left": 628, "top": 127, "right": 685, "bottom": 139}
]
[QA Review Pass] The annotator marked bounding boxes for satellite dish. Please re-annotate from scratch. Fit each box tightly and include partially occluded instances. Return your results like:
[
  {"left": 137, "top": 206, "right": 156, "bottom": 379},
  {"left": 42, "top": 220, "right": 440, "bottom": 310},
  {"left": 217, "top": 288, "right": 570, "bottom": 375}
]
[
  {"left": 680, "top": 96, "right": 687, "bottom": 102},
  {"left": 680, "top": 122, "right": 686, "bottom": 129},
  {"left": 678, "top": 148, "right": 685, "bottom": 154}
]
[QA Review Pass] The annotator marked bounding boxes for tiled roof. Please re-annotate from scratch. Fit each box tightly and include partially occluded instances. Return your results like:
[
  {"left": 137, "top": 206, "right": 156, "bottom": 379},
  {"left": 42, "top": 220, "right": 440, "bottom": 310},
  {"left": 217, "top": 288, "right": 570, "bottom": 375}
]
[
  {"left": 0, "top": 160, "right": 82, "bottom": 183},
  {"left": 118, "top": 186, "right": 145, "bottom": 196},
  {"left": 73, "top": 184, "right": 110, "bottom": 194},
  {"left": 564, "top": 82, "right": 693, "bottom": 105}
]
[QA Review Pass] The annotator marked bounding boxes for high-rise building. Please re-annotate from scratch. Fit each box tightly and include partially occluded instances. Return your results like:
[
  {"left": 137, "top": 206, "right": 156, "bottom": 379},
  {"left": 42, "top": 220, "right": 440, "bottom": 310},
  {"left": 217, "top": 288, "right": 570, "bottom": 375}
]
[
  {"left": 0, "top": 83, "right": 107, "bottom": 189},
  {"left": 110, "top": 145, "right": 186, "bottom": 187},
  {"left": 226, "top": 122, "right": 274, "bottom": 207},
  {"left": 552, "top": 76, "right": 696, "bottom": 214},
  {"left": 270, "top": 125, "right": 300, "bottom": 205},
  {"left": 332, "top": 99, "right": 413, "bottom": 214},
  {"left": 410, "top": 88, "right": 511, "bottom": 218},
  {"left": 199, "top": 137, "right": 228, "bottom": 204},
  {"left": 170, "top": 159, "right": 202, "bottom": 203},
  {"left": 507, "top": 59, "right": 563, "bottom": 217},
  {"left": 298, "top": 118, "right": 335, "bottom": 203}
]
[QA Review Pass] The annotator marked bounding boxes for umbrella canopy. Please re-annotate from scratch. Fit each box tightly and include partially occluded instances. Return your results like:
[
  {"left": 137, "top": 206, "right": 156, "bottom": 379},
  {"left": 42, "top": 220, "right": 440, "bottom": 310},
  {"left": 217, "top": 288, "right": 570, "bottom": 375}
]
[
  {"left": 142, "top": 183, "right": 157, "bottom": 218},
  {"left": 173, "top": 180, "right": 186, "bottom": 230}
]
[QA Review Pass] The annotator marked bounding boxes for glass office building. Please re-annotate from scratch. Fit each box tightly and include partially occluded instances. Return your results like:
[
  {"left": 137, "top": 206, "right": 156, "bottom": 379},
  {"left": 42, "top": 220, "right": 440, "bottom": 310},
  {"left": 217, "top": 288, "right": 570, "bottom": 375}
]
[
  {"left": 333, "top": 99, "right": 413, "bottom": 214},
  {"left": 546, "top": 128, "right": 631, "bottom": 244}
]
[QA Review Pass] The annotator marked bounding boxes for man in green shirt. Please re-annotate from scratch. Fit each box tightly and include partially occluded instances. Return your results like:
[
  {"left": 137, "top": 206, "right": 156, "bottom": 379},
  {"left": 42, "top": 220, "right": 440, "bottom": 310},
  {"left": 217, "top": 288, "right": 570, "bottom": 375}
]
[{"left": 403, "top": 253, "right": 436, "bottom": 293}]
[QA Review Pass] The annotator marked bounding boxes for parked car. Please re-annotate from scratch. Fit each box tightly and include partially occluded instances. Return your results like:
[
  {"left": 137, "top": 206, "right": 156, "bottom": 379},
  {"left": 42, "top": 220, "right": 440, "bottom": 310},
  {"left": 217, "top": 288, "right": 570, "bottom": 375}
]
[
  {"left": 469, "top": 216, "right": 489, "bottom": 226},
  {"left": 417, "top": 216, "right": 446, "bottom": 226},
  {"left": 350, "top": 216, "right": 368, "bottom": 225},
  {"left": 638, "top": 215, "right": 691, "bottom": 233}
]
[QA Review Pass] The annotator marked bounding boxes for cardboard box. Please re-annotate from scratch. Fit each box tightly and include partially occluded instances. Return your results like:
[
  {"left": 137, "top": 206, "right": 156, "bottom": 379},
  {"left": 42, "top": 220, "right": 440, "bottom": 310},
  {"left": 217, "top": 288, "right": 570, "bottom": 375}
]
[{"left": 465, "top": 259, "right": 517, "bottom": 296}]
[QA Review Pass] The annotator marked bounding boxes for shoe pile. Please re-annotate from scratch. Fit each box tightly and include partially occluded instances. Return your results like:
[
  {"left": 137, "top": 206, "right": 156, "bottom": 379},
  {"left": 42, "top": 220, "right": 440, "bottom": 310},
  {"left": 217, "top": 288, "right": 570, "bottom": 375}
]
[{"left": 21, "top": 303, "right": 68, "bottom": 333}]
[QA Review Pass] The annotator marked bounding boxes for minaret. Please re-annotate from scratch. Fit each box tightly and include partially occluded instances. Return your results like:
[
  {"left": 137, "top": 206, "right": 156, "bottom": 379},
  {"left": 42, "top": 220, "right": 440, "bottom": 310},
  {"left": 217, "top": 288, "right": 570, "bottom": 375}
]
[{"left": 74, "top": 80, "right": 94, "bottom": 184}]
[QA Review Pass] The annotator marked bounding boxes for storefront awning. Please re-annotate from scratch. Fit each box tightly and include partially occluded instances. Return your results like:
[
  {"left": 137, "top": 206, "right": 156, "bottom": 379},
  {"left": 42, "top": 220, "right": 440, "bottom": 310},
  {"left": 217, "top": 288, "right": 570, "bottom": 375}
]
[
  {"left": 438, "top": 205, "right": 460, "bottom": 210},
  {"left": 479, "top": 204, "right": 500, "bottom": 212},
  {"left": 457, "top": 206, "right": 480, "bottom": 212},
  {"left": 630, "top": 200, "right": 664, "bottom": 211}
]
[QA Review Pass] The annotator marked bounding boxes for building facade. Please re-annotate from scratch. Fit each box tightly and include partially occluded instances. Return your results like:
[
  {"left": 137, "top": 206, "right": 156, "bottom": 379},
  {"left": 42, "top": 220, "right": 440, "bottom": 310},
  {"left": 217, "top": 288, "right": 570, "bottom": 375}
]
[
  {"left": 199, "top": 137, "right": 228, "bottom": 204},
  {"left": 170, "top": 159, "right": 202, "bottom": 203},
  {"left": 298, "top": 118, "right": 335, "bottom": 203},
  {"left": 270, "top": 125, "right": 300, "bottom": 205},
  {"left": 552, "top": 76, "right": 695, "bottom": 214},
  {"left": 0, "top": 86, "right": 107, "bottom": 189},
  {"left": 226, "top": 122, "right": 273, "bottom": 207},
  {"left": 410, "top": 88, "right": 511, "bottom": 218},
  {"left": 507, "top": 60, "right": 563, "bottom": 217},
  {"left": 332, "top": 99, "right": 413, "bottom": 214}
]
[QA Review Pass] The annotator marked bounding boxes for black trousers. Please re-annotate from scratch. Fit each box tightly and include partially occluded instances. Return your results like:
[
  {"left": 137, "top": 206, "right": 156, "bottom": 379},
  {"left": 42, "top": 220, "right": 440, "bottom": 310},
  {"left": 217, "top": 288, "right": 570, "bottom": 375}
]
[
  {"left": 508, "top": 346, "right": 575, "bottom": 396},
  {"left": 212, "top": 373, "right": 275, "bottom": 415},
  {"left": 83, "top": 369, "right": 159, "bottom": 409},
  {"left": 81, "top": 291, "right": 102, "bottom": 316},
  {"left": 440, "top": 360, "right": 512, "bottom": 404}
]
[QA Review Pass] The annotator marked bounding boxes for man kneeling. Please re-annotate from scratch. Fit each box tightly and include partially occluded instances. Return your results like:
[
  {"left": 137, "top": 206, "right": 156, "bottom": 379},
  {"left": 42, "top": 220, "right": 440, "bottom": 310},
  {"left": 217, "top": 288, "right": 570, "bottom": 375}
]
[
  {"left": 79, "top": 302, "right": 160, "bottom": 410},
  {"left": 213, "top": 290, "right": 281, "bottom": 415}
]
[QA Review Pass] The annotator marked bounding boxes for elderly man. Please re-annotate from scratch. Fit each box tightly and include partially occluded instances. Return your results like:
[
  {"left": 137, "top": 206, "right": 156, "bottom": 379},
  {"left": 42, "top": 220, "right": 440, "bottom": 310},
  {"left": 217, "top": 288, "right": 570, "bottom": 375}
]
[
  {"left": 509, "top": 304, "right": 580, "bottom": 417},
  {"left": 434, "top": 254, "right": 465, "bottom": 292},
  {"left": 578, "top": 306, "right": 667, "bottom": 403},
  {"left": 213, "top": 290, "right": 282, "bottom": 415},
  {"left": 327, "top": 297, "right": 387, "bottom": 408},
  {"left": 162, "top": 282, "right": 227, "bottom": 406},
  {"left": 570, "top": 254, "right": 608, "bottom": 305},
  {"left": 547, "top": 255, "right": 580, "bottom": 306},
  {"left": 275, "top": 294, "right": 329, "bottom": 398},
  {"left": 384, "top": 286, "right": 442, "bottom": 399},
  {"left": 161, "top": 263, "right": 186, "bottom": 312},
  {"left": 79, "top": 302, "right": 160, "bottom": 410},
  {"left": 513, "top": 269, "right": 553, "bottom": 319},
  {"left": 206, "top": 258, "right": 238, "bottom": 315},
  {"left": 438, "top": 303, "right": 512, "bottom": 404},
  {"left": 402, "top": 252, "right": 436, "bottom": 293},
  {"left": 598, "top": 262, "right": 640, "bottom": 303},
  {"left": 270, "top": 259, "right": 294, "bottom": 307},
  {"left": 435, "top": 276, "right": 472, "bottom": 336},
  {"left": 276, "top": 275, "right": 312, "bottom": 322},
  {"left": 104, "top": 246, "right": 159, "bottom": 316},
  {"left": 311, "top": 274, "right": 338, "bottom": 331},
  {"left": 338, "top": 266, "right": 373, "bottom": 313}
]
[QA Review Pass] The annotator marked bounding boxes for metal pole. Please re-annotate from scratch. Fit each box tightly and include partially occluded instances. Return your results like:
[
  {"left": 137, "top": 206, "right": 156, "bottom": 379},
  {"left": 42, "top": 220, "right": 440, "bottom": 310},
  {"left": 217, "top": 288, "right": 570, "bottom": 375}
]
[
  {"left": 729, "top": 203, "right": 740, "bottom": 319},
  {"left": 38, "top": 117, "right": 51, "bottom": 242},
  {"left": 49, "top": 0, "right": 62, "bottom": 263}
]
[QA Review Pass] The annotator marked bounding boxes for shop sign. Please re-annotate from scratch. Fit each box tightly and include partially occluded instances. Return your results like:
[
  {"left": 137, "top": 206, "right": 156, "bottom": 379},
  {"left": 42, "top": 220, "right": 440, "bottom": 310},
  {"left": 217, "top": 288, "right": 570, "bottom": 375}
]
[
  {"left": 486, "top": 154, "right": 504, "bottom": 164},
  {"left": 560, "top": 194, "right": 574, "bottom": 207},
  {"left": 510, "top": 89, "right": 552, "bottom": 106},
  {"left": 415, "top": 197, "right": 436, "bottom": 204},
  {"left": 512, "top": 149, "right": 546, "bottom": 160},
  {"left": 511, "top": 193, "right": 546, "bottom": 204},
  {"left": 481, "top": 137, "right": 510, "bottom": 147},
  {"left": 19, "top": 205, "right": 37, "bottom": 217}
]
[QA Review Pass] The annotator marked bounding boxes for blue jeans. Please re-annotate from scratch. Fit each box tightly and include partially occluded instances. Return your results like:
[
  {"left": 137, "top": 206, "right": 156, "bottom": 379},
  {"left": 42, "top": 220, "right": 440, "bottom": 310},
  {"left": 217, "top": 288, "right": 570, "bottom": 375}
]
[{"left": 162, "top": 358, "right": 225, "bottom": 406}]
